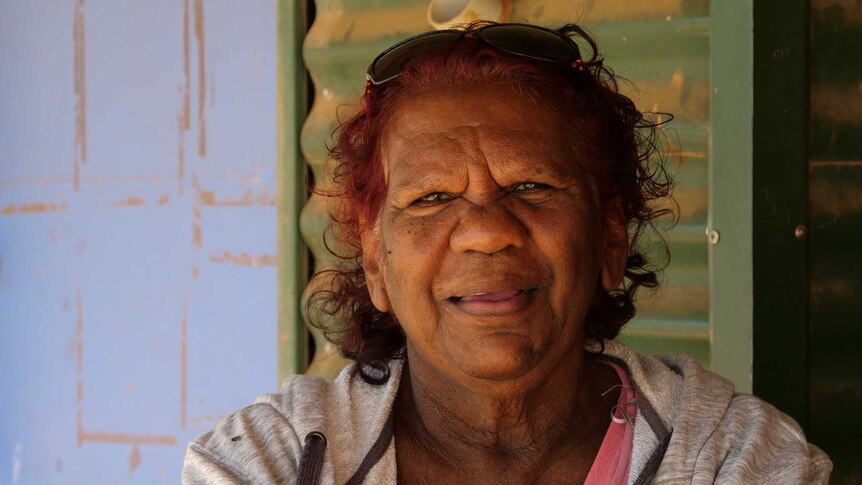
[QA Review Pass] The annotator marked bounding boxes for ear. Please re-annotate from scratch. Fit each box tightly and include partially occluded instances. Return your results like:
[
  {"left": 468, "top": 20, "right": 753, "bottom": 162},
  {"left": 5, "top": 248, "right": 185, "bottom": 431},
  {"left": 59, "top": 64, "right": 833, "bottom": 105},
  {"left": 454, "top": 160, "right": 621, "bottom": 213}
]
[
  {"left": 361, "top": 230, "right": 392, "bottom": 313},
  {"left": 600, "top": 207, "right": 628, "bottom": 291}
]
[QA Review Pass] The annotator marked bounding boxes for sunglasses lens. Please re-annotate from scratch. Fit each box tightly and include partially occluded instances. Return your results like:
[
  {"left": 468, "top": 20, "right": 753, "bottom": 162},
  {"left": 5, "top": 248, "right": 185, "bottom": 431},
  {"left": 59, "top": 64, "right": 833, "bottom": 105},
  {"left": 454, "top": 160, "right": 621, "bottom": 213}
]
[
  {"left": 367, "top": 26, "right": 582, "bottom": 86},
  {"left": 480, "top": 25, "right": 578, "bottom": 63},
  {"left": 368, "top": 32, "right": 461, "bottom": 84}
]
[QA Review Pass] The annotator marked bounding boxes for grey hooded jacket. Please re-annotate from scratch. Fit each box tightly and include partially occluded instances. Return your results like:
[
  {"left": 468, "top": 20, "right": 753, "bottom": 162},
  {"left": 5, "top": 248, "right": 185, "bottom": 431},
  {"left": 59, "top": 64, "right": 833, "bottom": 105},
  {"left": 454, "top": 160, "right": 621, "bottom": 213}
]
[{"left": 182, "top": 341, "right": 832, "bottom": 484}]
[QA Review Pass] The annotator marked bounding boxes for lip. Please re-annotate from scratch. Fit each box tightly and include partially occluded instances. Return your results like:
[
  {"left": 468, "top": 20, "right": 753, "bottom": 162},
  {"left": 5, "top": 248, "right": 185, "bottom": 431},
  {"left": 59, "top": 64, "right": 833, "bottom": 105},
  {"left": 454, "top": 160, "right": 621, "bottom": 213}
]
[{"left": 447, "top": 288, "right": 533, "bottom": 315}]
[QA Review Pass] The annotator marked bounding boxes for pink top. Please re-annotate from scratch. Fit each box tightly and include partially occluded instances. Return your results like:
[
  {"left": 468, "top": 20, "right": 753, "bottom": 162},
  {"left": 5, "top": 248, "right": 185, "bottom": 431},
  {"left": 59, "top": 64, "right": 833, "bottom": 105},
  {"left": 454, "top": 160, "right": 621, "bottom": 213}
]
[{"left": 583, "top": 360, "right": 637, "bottom": 485}]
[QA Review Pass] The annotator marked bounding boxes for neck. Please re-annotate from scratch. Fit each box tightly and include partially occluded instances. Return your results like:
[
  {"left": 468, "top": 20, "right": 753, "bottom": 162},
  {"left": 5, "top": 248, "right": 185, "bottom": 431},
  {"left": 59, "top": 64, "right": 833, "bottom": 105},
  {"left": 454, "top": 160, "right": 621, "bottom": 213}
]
[{"left": 394, "top": 347, "right": 614, "bottom": 480}]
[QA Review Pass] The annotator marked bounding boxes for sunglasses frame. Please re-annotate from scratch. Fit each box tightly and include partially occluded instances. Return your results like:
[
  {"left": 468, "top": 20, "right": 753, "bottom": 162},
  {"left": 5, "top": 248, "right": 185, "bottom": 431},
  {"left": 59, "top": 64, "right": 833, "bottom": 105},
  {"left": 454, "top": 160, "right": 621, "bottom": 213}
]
[{"left": 365, "top": 23, "right": 584, "bottom": 86}]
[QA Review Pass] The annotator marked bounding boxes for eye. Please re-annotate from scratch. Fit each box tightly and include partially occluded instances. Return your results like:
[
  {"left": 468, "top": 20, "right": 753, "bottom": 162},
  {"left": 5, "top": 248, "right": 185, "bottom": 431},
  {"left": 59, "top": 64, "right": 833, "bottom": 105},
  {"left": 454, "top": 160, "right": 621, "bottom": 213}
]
[
  {"left": 510, "top": 182, "right": 547, "bottom": 193},
  {"left": 411, "top": 192, "right": 453, "bottom": 206}
]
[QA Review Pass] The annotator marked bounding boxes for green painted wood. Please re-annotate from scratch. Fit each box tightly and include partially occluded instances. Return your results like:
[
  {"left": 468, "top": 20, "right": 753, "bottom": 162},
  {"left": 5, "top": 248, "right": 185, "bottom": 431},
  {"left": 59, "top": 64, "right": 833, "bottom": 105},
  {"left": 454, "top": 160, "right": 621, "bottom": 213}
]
[
  {"left": 301, "top": 0, "right": 712, "bottom": 379},
  {"left": 708, "top": 0, "right": 753, "bottom": 393},
  {"left": 277, "top": 0, "right": 310, "bottom": 381},
  {"left": 707, "top": 0, "right": 753, "bottom": 392},
  {"left": 808, "top": 1, "right": 862, "bottom": 480}
]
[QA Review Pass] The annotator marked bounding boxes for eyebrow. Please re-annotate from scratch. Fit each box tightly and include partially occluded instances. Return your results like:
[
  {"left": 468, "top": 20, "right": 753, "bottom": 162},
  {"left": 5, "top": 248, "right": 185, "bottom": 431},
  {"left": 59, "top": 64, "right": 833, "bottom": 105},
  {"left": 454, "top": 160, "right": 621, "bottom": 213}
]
[
  {"left": 382, "top": 126, "right": 577, "bottom": 195},
  {"left": 488, "top": 138, "right": 578, "bottom": 182},
  {"left": 386, "top": 166, "right": 461, "bottom": 200}
]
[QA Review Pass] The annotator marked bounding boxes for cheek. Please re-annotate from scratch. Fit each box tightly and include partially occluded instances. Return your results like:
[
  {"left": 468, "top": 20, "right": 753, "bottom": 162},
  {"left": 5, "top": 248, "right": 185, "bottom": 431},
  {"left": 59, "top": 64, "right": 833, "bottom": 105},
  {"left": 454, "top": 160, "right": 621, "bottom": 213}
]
[
  {"left": 381, "top": 213, "right": 453, "bottom": 311},
  {"left": 522, "top": 202, "right": 601, "bottom": 286}
]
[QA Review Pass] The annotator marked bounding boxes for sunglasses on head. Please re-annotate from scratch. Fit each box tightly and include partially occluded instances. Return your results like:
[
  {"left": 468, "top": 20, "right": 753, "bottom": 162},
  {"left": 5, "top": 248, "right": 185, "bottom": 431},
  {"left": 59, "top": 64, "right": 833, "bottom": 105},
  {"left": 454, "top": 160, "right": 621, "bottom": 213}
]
[{"left": 365, "top": 23, "right": 585, "bottom": 87}]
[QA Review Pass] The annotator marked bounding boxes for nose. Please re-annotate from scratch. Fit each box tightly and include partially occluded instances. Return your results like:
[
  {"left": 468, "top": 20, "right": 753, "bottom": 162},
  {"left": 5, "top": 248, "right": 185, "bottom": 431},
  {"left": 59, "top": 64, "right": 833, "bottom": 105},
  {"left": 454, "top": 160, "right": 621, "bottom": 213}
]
[{"left": 449, "top": 199, "right": 528, "bottom": 254}]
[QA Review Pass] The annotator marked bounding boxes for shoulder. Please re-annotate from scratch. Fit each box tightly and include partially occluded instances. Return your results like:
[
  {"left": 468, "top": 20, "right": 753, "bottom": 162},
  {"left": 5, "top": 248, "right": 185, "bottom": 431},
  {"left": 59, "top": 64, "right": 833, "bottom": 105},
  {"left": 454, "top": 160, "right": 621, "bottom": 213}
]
[
  {"left": 182, "top": 361, "right": 404, "bottom": 484},
  {"left": 706, "top": 393, "right": 832, "bottom": 483},
  {"left": 603, "top": 341, "right": 832, "bottom": 483},
  {"left": 182, "top": 373, "right": 331, "bottom": 484},
  {"left": 602, "top": 340, "right": 734, "bottom": 429}
]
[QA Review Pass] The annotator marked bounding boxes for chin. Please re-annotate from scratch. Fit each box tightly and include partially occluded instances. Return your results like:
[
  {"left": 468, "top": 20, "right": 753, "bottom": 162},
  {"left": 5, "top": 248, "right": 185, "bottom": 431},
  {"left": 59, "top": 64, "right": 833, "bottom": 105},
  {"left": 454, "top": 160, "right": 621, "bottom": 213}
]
[{"left": 453, "top": 334, "right": 541, "bottom": 382}]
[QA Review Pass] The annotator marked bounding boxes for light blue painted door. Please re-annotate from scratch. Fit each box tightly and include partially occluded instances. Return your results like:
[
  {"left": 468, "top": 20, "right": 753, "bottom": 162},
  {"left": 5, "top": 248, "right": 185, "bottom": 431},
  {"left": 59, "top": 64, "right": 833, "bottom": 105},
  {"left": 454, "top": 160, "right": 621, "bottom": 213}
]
[{"left": 0, "top": 1, "right": 279, "bottom": 482}]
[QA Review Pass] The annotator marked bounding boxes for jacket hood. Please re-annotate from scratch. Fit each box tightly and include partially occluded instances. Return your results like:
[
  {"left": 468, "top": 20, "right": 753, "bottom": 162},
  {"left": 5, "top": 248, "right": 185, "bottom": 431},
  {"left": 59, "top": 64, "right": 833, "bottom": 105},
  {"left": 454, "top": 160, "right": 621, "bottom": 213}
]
[{"left": 603, "top": 340, "right": 735, "bottom": 483}]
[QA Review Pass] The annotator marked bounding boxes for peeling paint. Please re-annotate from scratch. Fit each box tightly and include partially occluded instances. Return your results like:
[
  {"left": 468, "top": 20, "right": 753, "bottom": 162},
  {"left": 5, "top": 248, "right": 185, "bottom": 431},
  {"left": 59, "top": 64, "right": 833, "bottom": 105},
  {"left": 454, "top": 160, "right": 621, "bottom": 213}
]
[
  {"left": 177, "top": 0, "right": 191, "bottom": 196},
  {"left": 198, "top": 188, "right": 277, "bottom": 207},
  {"left": 4, "top": 2, "right": 279, "bottom": 479},
  {"left": 110, "top": 197, "right": 145, "bottom": 207},
  {"left": 192, "top": 174, "right": 203, "bottom": 248},
  {"left": 190, "top": 414, "right": 217, "bottom": 430},
  {"left": 183, "top": 0, "right": 191, "bottom": 132},
  {"left": 209, "top": 251, "right": 277, "bottom": 267},
  {"left": 73, "top": 0, "right": 87, "bottom": 191},
  {"left": 177, "top": 100, "right": 187, "bottom": 198},
  {"left": 192, "top": 218, "right": 202, "bottom": 247},
  {"left": 128, "top": 445, "right": 141, "bottom": 474},
  {"left": 1, "top": 175, "right": 176, "bottom": 188},
  {"left": 78, "top": 431, "right": 177, "bottom": 447},
  {"left": 1, "top": 202, "right": 67, "bottom": 215},
  {"left": 194, "top": 0, "right": 207, "bottom": 157},
  {"left": 72, "top": 288, "right": 178, "bottom": 448}
]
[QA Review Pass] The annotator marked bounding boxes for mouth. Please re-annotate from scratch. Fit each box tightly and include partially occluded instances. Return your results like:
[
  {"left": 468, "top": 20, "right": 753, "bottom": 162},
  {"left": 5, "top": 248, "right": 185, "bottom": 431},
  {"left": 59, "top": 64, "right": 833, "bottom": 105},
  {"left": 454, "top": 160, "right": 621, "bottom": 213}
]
[
  {"left": 452, "top": 289, "right": 522, "bottom": 302},
  {"left": 446, "top": 289, "right": 533, "bottom": 315}
]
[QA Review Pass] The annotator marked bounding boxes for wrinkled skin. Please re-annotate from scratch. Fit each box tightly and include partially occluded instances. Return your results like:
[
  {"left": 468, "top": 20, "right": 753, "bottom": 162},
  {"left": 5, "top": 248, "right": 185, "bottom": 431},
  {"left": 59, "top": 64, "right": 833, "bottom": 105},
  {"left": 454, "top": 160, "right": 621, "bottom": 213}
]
[{"left": 361, "top": 84, "right": 628, "bottom": 483}]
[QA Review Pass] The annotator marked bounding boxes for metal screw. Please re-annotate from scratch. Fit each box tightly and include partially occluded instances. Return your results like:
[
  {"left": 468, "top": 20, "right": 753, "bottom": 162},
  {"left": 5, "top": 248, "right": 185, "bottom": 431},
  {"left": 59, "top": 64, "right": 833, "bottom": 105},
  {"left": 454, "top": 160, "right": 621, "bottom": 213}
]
[
  {"left": 707, "top": 229, "right": 720, "bottom": 245},
  {"left": 794, "top": 224, "right": 807, "bottom": 240}
]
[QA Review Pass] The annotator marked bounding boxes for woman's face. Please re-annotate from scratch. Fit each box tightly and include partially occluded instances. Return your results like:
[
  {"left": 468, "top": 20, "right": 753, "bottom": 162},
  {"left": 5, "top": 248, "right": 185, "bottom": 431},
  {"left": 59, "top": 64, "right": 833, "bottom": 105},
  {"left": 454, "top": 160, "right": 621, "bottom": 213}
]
[{"left": 362, "top": 84, "right": 626, "bottom": 386}]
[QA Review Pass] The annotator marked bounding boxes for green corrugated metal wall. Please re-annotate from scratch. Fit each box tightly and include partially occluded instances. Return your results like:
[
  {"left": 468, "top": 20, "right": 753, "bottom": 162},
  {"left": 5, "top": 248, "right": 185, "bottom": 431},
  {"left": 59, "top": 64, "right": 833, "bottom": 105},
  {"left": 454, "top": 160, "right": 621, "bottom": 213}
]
[
  {"left": 278, "top": 0, "right": 861, "bottom": 479},
  {"left": 808, "top": 0, "right": 862, "bottom": 480},
  {"left": 296, "top": 0, "right": 712, "bottom": 380}
]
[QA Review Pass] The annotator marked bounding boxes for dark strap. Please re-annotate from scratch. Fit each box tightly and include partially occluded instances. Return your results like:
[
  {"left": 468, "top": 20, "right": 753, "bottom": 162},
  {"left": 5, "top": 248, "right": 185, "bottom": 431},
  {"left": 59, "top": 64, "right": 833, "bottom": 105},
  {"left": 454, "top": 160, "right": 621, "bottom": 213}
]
[
  {"left": 297, "top": 432, "right": 327, "bottom": 485},
  {"left": 344, "top": 412, "right": 395, "bottom": 485}
]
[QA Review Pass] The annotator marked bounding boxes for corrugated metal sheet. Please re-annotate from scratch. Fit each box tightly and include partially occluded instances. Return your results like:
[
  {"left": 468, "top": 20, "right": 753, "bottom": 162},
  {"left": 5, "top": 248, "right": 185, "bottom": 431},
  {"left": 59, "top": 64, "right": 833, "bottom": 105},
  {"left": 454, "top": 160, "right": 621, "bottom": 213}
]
[
  {"left": 300, "top": 0, "right": 711, "bottom": 378},
  {"left": 808, "top": 0, "right": 862, "bottom": 481}
]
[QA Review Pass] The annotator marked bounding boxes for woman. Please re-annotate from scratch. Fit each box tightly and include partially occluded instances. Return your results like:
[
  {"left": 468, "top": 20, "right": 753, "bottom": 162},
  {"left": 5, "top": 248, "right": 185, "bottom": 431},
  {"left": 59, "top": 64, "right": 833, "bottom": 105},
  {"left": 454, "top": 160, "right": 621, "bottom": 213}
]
[{"left": 183, "top": 22, "right": 831, "bottom": 484}]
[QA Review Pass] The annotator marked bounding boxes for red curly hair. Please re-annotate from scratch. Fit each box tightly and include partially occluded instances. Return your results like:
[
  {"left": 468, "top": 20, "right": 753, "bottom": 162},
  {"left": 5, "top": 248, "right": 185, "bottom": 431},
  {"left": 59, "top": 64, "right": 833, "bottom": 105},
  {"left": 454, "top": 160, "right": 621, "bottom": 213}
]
[{"left": 309, "top": 22, "right": 674, "bottom": 370}]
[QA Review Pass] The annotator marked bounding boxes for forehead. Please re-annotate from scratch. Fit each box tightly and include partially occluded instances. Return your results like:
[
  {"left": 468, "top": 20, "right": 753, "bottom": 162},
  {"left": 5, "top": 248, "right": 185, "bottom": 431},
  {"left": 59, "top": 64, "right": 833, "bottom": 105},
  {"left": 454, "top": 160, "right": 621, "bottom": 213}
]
[{"left": 380, "top": 85, "right": 571, "bottom": 177}]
